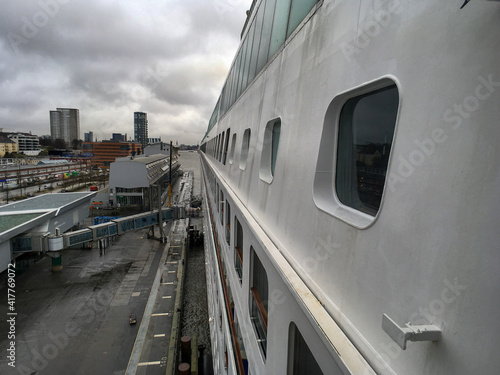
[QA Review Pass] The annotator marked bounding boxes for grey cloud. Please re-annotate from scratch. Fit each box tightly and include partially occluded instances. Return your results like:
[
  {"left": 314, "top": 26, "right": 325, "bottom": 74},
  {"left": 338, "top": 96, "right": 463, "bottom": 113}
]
[
  {"left": 152, "top": 59, "right": 229, "bottom": 107},
  {"left": 0, "top": 0, "right": 249, "bottom": 144}
]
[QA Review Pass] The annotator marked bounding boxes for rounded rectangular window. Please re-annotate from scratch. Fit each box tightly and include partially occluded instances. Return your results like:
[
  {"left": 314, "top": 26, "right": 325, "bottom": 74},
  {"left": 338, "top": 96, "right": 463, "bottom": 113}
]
[
  {"left": 250, "top": 247, "right": 268, "bottom": 358},
  {"left": 240, "top": 128, "right": 251, "bottom": 170},
  {"left": 313, "top": 77, "right": 400, "bottom": 228},
  {"left": 287, "top": 322, "right": 325, "bottom": 375},
  {"left": 260, "top": 118, "right": 281, "bottom": 183},
  {"left": 336, "top": 85, "right": 399, "bottom": 215},
  {"left": 222, "top": 129, "right": 230, "bottom": 165},
  {"left": 219, "top": 131, "right": 225, "bottom": 162},
  {"left": 228, "top": 133, "right": 237, "bottom": 164}
]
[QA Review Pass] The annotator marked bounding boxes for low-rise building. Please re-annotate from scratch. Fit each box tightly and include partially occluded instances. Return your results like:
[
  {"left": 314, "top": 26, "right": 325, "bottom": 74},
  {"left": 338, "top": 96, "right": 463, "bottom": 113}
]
[
  {"left": 7, "top": 132, "right": 41, "bottom": 156},
  {"left": 143, "top": 142, "right": 178, "bottom": 157},
  {"left": 0, "top": 135, "right": 18, "bottom": 157},
  {"left": 82, "top": 141, "right": 142, "bottom": 169},
  {"left": 147, "top": 137, "right": 161, "bottom": 144}
]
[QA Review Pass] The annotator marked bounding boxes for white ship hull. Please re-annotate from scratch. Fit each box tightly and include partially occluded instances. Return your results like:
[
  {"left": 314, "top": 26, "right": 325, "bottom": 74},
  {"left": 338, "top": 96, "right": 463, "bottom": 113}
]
[{"left": 200, "top": 1, "right": 500, "bottom": 374}]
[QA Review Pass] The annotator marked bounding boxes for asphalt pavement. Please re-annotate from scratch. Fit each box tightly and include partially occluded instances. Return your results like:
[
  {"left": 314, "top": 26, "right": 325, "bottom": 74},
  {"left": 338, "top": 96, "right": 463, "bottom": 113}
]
[{"left": 0, "top": 220, "right": 177, "bottom": 375}]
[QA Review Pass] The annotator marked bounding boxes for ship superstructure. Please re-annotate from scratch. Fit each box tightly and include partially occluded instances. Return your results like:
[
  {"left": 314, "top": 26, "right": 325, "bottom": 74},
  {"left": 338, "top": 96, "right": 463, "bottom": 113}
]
[{"left": 199, "top": 1, "right": 500, "bottom": 374}]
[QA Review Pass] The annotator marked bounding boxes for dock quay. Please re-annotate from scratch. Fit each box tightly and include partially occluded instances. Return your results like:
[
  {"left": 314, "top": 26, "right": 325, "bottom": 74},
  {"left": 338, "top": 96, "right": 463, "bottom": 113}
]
[
  {"left": 126, "top": 171, "right": 193, "bottom": 375},
  {"left": 0, "top": 153, "right": 209, "bottom": 375}
]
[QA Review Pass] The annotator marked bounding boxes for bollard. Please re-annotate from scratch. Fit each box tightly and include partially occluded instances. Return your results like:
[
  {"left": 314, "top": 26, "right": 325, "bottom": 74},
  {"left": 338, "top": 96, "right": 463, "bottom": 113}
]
[
  {"left": 178, "top": 363, "right": 190, "bottom": 375},
  {"left": 51, "top": 253, "right": 63, "bottom": 272},
  {"left": 181, "top": 336, "right": 191, "bottom": 363}
]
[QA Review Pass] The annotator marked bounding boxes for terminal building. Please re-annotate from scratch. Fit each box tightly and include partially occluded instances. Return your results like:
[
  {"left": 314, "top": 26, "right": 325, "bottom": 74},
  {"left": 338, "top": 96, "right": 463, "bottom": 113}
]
[{"left": 109, "top": 153, "right": 180, "bottom": 209}]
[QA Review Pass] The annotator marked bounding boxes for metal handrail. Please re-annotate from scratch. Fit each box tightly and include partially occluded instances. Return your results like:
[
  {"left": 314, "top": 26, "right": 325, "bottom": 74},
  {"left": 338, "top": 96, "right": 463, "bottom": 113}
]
[
  {"left": 235, "top": 246, "right": 243, "bottom": 265},
  {"left": 205, "top": 175, "right": 245, "bottom": 375},
  {"left": 250, "top": 287, "right": 268, "bottom": 331}
]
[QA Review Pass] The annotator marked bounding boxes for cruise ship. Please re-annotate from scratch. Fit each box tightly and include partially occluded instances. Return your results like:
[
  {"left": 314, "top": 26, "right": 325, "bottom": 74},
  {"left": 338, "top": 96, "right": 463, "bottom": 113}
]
[{"left": 199, "top": 1, "right": 500, "bottom": 374}]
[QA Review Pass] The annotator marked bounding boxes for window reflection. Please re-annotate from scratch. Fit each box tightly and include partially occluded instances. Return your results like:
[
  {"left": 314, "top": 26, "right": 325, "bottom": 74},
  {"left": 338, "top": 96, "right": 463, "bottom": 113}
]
[{"left": 336, "top": 85, "right": 399, "bottom": 215}]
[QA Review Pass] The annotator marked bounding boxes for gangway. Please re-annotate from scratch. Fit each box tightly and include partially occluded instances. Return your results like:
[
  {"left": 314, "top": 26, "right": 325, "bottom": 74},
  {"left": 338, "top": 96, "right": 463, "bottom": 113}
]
[
  {"left": 54, "top": 206, "right": 185, "bottom": 251},
  {"left": 11, "top": 206, "right": 186, "bottom": 254}
]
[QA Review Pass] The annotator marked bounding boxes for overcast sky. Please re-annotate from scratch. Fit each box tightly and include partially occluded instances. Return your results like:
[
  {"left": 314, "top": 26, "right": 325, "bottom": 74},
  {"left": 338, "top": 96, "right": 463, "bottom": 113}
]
[{"left": 0, "top": 0, "right": 249, "bottom": 145}]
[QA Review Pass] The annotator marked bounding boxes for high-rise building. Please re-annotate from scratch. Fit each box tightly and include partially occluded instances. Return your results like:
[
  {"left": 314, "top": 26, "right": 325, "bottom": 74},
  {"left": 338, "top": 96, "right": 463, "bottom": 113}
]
[
  {"left": 84, "top": 131, "right": 94, "bottom": 142},
  {"left": 50, "top": 108, "right": 80, "bottom": 145},
  {"left": 134, "top": 112, "right": 148, "bottom": 149}
]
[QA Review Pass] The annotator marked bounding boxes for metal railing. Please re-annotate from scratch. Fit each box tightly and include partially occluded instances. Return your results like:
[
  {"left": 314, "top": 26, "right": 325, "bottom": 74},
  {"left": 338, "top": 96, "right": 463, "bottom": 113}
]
[
  {"left": 235, "top": 246, "right": 243, "bottom": 281},
  {"left": 250, "top": 287, "right": 267, "bottom": 355},
  {"left": 205, "top": 176, "right": 245, "bottom": 375}
]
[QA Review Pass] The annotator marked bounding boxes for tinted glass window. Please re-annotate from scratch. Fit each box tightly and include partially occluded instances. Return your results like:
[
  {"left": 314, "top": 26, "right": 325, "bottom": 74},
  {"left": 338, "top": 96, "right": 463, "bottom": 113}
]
[
  {"left": 228, "top": 133, "right": 237, "bottom": 164},
  {"left": 257, "top": 0, "right": 277, "bottom": 72},
  {"left": 269, "top": 0, "right": 292, "bottom": 57},
  {"left": 240, "top": 129, "right": 251, "bottom": 170},
  {"left": 288, "top": 322, "right": 324, "bottom": 375},
  {"left": 336, "top": 85, "right": 399, "bottom": 215},
  {"left": 287, "top": 0, "right": 318, "bottom": 37},
  {"left": 271, "top": 121, "right": 281, "bottom": 176}
]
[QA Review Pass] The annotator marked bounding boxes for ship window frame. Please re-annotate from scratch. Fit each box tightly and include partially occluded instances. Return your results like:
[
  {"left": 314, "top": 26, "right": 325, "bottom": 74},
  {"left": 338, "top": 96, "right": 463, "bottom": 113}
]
[
  {"left": 228, "top": 133, "right": 237, "bottom": 164},
  {"left": 219, "top": 131, "right": 225, "bottom": 162},
  {"left": 225, "top": 200, "right": 231, "bottom": 246},
  {"left": 216, "top": 183, "right": 219, "bottom": 213},
  {"left": 259, "top": 118, "right": 281, "bottom": 184},
  {"left": 313, "top": 76, "right": 401, "bottom": 229},
  {"left": 234, "top": 217, "right": 244, "bottom": 284},
  {"left": 215, "top": 134, "right": 220, "bottom": 160},
  {"left": 249, "top": 247, "right": 269, "bottom": 359},
  {"left": 240, "top": 128, "right": 252, "bottom": 170},
  {"left": 287, "top": 322, "right": 325, "bottom": 375},
  {"left": 220, "top": 190, "right": 224, "bottom": 225},
  {"left": 223, "top": 128, "right": 231, "bottom": 165}
]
